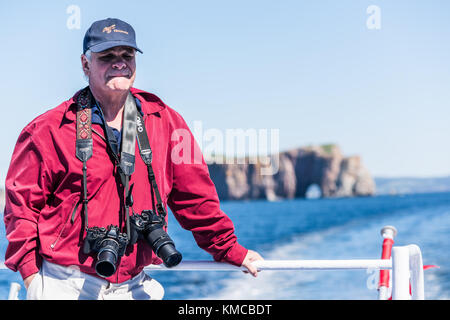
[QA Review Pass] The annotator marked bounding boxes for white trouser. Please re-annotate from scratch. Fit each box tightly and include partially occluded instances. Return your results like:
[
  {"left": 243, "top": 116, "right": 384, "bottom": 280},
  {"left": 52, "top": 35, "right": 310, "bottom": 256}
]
[{"left": 26, "top": 260, "right": 164, "bottom": 300}]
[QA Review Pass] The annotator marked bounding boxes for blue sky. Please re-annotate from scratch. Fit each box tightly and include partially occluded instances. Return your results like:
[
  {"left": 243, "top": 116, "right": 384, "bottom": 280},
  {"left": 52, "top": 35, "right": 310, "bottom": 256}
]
[{"left": 1, "top": 1, "right": 449, "bottom": 185}]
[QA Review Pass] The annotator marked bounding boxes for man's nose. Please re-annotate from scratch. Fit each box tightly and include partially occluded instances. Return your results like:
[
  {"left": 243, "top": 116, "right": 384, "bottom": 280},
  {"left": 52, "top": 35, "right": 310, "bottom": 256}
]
[{"left": 112, "top": 61, "right": 127, "bottom": 70}]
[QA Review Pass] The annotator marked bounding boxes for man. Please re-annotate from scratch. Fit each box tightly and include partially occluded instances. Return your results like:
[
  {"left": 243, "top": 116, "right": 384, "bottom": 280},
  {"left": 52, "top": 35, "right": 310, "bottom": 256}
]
[{"left": 4, "top": 18, "right": 262, "bottom": 300}]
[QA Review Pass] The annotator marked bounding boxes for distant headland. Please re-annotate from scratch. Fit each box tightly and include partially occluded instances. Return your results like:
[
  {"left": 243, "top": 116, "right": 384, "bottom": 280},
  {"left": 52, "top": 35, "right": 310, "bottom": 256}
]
[{"left": 207, "top": 144, "right": 376, "bottom": 201}]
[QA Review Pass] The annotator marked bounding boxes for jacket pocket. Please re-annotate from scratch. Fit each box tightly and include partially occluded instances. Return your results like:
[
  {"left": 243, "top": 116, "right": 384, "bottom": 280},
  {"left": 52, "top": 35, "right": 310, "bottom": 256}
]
[{"left": 50, "top": 198, "right": 80, "bottom": 250}]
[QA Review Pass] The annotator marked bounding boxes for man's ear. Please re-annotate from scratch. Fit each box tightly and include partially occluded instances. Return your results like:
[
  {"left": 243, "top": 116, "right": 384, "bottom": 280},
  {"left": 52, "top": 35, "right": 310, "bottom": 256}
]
[{"left": 81, "top": 55, "right": 90, "bottom": 76}]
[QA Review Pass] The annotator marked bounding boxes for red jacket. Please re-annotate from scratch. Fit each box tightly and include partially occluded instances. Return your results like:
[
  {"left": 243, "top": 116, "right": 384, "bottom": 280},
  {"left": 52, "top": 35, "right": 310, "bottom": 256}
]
[{"left": 4, "top": 87, "right": 248, "bottom": 283}]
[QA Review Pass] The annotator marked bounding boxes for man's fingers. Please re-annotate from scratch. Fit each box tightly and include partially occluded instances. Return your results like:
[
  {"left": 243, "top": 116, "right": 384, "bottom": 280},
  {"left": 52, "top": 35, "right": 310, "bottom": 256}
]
[
  {"left": 246, "top": 264, "right": 259, "bottom": 277},
  {"left": 242, "top": 265, "right": 258, "bottom": 277},
  {"left": 241, "top": 249, "right": 264, "bottom": 277}
]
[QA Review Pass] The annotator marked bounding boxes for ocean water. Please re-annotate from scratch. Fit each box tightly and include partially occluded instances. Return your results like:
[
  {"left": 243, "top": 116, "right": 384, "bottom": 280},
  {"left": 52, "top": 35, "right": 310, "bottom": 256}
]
[{"left": 0, "top": 192, "right": 449, "bottom": 300}]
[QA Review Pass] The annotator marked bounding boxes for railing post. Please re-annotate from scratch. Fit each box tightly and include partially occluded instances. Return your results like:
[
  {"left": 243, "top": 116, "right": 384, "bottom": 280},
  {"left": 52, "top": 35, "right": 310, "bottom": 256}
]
[
  {"left": 378, "top": 226, "right": 397, "bottom": 300},
  {"left": 407, "top": 245, "right": 425, "bottom": 300},
  {"left": 391, "top": 246, "right": 411, "bottom": 300}
]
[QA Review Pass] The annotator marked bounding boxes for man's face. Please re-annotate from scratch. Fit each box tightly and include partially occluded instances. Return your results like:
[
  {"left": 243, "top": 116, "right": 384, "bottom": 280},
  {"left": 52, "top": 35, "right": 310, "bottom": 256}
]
[{"left": 82, "top": 46, "right": 136, "bottom": 93}]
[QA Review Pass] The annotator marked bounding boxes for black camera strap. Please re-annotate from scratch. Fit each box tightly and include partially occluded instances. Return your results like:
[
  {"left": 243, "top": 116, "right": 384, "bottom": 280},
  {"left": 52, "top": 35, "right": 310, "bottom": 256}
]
[{"left": 135, "top": 112, "right": 167, "bottom": 218}]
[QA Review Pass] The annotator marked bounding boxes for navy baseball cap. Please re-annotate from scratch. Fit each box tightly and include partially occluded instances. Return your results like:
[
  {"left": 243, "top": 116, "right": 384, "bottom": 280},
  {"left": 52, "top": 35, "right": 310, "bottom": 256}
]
[{"left": 83, "top": 18, "right": 143, "bottom": 54}]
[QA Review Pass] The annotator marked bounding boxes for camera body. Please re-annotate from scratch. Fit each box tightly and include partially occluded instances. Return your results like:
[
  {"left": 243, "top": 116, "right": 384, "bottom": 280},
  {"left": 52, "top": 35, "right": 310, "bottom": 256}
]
[
  {"left": 83, "top": 225, "right": 128, "bottom": 278},
  {"left": 129, "top": 210, "right": 182, "bottom": 268}
]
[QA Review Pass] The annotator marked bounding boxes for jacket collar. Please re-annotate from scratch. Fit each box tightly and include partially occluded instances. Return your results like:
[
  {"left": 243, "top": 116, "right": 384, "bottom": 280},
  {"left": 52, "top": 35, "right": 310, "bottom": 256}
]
[{"left": 63, "top": 87, "right": 167, "bottom": 123}]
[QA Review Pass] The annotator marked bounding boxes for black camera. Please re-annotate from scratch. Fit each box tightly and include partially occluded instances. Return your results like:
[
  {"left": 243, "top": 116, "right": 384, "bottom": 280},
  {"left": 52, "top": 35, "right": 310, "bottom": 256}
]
[
  {"left": 129, "top": 210, "right": 182, "bottom": 268},
  {"left": 83, "top": 225, "right": 128, "bottom": 278}
]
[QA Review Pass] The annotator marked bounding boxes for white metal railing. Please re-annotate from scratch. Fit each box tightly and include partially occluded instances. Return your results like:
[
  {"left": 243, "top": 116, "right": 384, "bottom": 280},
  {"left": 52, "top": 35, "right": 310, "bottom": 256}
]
[
  {"left": 1, "top": 244, "right": 425, "bottom": 300},
  {"left": 144, "top": 259, "right": 392, "bottom": 271}
]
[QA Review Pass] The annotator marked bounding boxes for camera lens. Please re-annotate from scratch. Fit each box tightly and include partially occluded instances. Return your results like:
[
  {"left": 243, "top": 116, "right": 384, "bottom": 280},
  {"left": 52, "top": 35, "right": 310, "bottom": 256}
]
[
  {"left": 146, "top": 228, "right": 182, "bottom": 268},
  {"left": 95, "top": 239, "right": 119, "bottom": 278},
  {"left": 158, "top": 243, "right": 183, "bottom": 268}
]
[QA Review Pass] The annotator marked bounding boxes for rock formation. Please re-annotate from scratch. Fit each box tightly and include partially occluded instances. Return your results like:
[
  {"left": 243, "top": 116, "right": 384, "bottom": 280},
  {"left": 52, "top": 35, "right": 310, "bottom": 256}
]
[{"left": 207, "top": 144, "right": 375, "bottom": 201}]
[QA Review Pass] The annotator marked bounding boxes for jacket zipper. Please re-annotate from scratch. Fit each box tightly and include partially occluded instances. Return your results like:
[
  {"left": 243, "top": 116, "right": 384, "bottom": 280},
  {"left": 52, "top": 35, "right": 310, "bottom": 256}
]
[{"left": 50, "top": 200, "right": 79, "bottom": 250}]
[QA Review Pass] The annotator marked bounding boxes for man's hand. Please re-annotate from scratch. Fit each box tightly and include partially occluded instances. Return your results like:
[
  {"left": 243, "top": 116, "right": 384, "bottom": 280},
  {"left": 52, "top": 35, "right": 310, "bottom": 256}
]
[
  {"left": 23, "top": 273, "right": 37, "bottom": 289},
  {"left": 241, "top": 250, "right": 264, "bottom": 277}
]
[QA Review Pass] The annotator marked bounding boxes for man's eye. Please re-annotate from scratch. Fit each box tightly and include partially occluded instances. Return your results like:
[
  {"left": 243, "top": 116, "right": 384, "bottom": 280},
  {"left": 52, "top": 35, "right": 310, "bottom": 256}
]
[
  {"left": 123, "top": 55, "right": 134, "bottom": 60},
  {"left": 99, "top": 55, "right": 114, "bottom": 61}
]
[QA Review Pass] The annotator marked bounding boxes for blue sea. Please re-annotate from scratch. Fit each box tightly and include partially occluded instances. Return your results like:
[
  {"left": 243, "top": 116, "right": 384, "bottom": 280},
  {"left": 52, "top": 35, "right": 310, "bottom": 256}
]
[{"left": 1, "top": 192, "right": 449, "bottom": 300}]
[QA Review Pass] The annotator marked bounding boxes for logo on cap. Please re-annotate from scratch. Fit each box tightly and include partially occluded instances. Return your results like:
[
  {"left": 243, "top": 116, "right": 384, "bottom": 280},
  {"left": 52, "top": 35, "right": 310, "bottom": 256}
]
[{"left": 102, "top": 24, "right": 129, "bottom": 35}]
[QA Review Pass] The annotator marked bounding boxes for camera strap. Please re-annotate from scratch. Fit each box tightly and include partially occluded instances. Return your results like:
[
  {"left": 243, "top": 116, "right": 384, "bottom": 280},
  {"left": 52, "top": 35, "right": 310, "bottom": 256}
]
[
  {"left": 135, "top": 112, "right": 168, "bottom": 218},
  {"left": 75, "top": 87, "right": 93, "bottom": 230},
  {"left": 119, "top": 92, "right": 137, "bottom": 177},
  {"left": 120, "top": 92, "right": 138, "bottom": 238}
]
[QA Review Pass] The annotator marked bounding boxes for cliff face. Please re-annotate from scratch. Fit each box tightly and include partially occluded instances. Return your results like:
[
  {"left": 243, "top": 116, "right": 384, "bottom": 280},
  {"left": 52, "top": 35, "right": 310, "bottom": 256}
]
[{"left": 207, "top": 144, "right": 375, "bottom": 201}]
